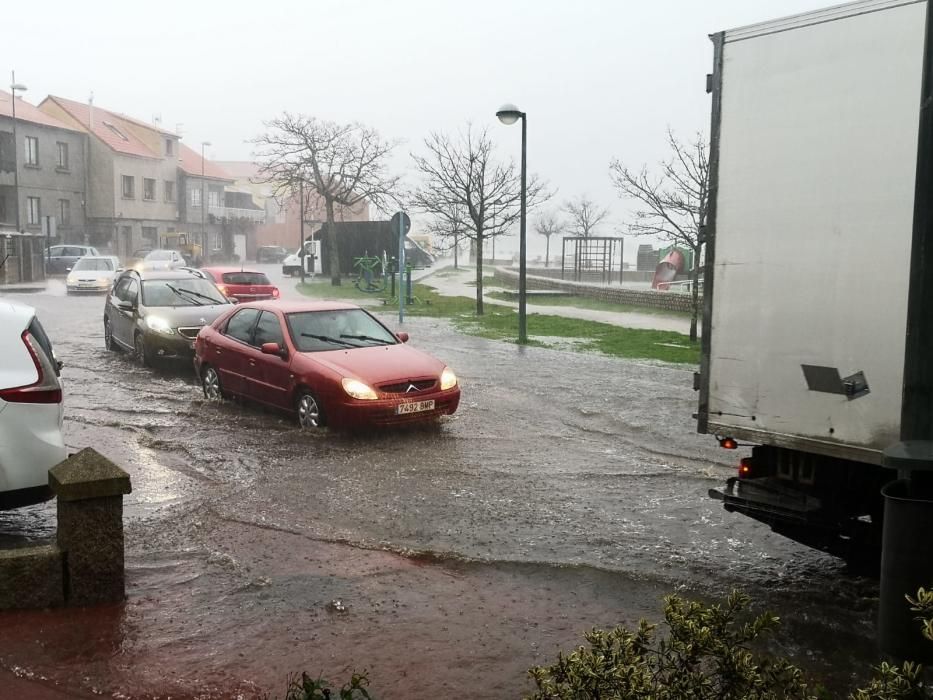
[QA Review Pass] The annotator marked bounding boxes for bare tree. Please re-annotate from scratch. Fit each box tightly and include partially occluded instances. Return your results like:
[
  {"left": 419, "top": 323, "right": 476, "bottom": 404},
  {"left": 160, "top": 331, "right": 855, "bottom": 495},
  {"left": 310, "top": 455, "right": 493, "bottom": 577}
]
[
  {"left": 534, "top": 212, "right": 563, "bottom": 267},
  {"left": 410, "top": 125, "right": 550, "bottom": 314},
  {"left": 609, "top": 129, "right": 709, "bottom": 341},
  {"left": 562, "top": 196, "right": 610, "bottom": 238},
  {"left": 253, "top": 113, "right": 401, "bottom": 285}
]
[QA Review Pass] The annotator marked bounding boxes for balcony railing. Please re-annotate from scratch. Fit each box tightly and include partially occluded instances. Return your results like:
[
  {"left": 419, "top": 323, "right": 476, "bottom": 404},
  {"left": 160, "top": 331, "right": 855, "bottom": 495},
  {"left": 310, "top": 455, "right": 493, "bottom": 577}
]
[{"left": 207, "top": 205, "right": 266, "bottom": 224}]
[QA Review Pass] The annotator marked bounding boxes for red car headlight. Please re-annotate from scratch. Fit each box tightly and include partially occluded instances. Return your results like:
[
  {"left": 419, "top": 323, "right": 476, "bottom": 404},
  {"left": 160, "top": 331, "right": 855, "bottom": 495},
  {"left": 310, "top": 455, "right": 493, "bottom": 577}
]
[{"left": 342, "top": 378, "right": 378, "bottom": 400}]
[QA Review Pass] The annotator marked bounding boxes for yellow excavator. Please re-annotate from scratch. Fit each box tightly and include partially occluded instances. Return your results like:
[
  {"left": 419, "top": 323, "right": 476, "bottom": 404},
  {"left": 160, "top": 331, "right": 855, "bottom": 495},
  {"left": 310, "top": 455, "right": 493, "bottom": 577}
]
[{"left": 160, "top": 232, "right": 203, "bottom": 267}]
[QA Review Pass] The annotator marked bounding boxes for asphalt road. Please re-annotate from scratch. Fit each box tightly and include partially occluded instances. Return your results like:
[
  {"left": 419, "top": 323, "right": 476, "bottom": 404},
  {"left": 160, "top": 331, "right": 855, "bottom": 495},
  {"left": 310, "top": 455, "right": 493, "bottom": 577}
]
[{"left": 0, "top": 265, "right": 881, "bottom": 699}]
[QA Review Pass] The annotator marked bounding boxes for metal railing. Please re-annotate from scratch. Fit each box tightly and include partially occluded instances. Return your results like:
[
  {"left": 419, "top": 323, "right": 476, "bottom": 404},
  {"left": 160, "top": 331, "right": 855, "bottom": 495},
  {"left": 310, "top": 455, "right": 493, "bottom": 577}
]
[{"left": 207, "top": 205, "right": 266, "bottom": 224}]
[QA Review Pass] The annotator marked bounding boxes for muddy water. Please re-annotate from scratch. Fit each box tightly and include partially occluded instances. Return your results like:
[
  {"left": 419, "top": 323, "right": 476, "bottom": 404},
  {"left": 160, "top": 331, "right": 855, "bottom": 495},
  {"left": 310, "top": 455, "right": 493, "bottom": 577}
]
[{"left": 0, "top": 274, "right": 881, "bottom": 698}]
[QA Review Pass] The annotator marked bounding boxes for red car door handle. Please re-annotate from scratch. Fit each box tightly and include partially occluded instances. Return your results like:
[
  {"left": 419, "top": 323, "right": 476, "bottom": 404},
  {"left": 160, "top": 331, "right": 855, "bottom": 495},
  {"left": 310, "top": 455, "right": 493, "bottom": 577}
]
[
  {"left": 215, "top": 349, "right": 222, "bottom": 355},
  {"left": 248, "top": 359, "right": 256, "bottom": 366}
]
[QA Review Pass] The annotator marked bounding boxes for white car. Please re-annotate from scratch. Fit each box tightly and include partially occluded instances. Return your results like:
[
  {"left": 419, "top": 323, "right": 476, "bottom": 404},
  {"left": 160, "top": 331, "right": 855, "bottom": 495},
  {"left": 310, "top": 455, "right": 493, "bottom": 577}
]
[
  {"left": 0, "top": 300, "right": 66, "bottom": 509},
  {"left": 65, "top": 255, "right": 120, "bottom": 293},
  {"left": 140, "top": 249, "right": 187, "bottom": 271},
  {"left": 282, "top": 240, "right": 320, "bottom": 277}
]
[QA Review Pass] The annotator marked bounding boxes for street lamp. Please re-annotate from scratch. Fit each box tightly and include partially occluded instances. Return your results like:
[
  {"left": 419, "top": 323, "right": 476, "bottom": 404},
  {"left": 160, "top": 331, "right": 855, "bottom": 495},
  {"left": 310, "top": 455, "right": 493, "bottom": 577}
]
[
  {"left": 496, "top": 103, "right": 527, "bottom": 344},
  {"left": 10, "top": 74, "right": 27, "bottom": 233},
  {"left": 201, "top": 141, "right": 211, "bottom": 263}
]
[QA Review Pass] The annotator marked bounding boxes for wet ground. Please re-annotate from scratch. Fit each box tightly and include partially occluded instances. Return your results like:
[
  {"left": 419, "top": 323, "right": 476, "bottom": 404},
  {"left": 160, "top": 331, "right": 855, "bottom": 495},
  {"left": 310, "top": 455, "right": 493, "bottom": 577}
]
[{"left": 0, "top": 265, "right": 882, "bottom": 698}]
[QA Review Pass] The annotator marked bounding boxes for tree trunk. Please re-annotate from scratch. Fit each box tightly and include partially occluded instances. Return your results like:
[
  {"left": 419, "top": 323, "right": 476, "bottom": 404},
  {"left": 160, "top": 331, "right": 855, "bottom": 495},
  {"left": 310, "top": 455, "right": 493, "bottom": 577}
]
[
  {"left": 545, "top": 236, "right": 550, "bottom": 268},
  {"left": 475, "top": 230, "right": 484, "bottom": 316},
  {"left": 325, "top": 198, "right": 341, "bottom": 286},
  {"left": 690, "top": 243, "right": 701, "bottom": 342},
  {"left": 453, "top": 233, "right": 458, "bottom": 270}
]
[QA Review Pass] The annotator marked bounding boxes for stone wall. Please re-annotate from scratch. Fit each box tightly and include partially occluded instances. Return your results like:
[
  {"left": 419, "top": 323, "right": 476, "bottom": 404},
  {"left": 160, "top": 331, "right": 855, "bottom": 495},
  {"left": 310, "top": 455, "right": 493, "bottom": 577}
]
[{"left": 492, "top": 267, "right": 700, "bottom": 313}]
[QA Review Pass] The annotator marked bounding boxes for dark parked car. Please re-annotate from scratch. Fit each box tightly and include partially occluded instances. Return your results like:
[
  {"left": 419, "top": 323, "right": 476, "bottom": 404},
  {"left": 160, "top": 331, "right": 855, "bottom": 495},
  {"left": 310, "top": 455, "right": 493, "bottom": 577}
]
[
  {"left": 193, "top": 300, "right": 460, "bottom": 429},
  {"left": 103, "top": 269, "right": 233, "bottom": 366},
  {"left": 256, "top": 246, "right": 289, "bottom": 264},
  {"left": 45, "top": 245, "right": 100, "bottom": 274}
]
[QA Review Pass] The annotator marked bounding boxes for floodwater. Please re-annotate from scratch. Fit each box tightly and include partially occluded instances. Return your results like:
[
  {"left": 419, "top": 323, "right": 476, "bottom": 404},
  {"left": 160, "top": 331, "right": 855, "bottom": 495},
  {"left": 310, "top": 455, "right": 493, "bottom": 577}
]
[{"left": 0, "top": 267, "right": 882, "bottom": 699}]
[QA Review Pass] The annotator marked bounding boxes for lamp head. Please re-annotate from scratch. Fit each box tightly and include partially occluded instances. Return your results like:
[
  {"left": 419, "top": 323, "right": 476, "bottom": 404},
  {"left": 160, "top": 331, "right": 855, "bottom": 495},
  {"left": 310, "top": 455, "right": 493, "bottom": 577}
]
[{"left": 496, "top": 104, "right": 523, "bottom": 126}]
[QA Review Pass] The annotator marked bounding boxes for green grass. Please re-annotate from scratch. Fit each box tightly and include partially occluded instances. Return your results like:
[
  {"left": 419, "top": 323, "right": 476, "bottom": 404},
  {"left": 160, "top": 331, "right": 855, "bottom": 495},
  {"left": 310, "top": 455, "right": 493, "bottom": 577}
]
[
  {"left": 296, "top": 278, "right": 387, "bottom": 301},
  {"left": 298, "top": 280, "right": 699, "bottom": 364}
]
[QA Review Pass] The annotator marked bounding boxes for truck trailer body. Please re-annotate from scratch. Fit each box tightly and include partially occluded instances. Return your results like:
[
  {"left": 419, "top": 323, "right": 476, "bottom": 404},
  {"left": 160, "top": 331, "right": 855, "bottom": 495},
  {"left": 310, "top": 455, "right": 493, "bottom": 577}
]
[{"left": 699, "top": 0, "right": 928, "bottom": 559}]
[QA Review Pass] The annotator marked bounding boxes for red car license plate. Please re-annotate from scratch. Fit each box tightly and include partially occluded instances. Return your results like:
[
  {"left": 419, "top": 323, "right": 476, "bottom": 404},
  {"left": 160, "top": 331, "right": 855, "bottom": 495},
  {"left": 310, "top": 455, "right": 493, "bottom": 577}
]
[{"left": 397, "top": 399, "right": 434, "bottom": 415}]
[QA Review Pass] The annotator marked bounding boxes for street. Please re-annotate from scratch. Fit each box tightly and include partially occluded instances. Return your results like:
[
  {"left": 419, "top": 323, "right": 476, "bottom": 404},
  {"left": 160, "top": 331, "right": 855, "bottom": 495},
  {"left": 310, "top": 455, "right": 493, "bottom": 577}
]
[{"left": 0, "top": 266, "right": 880, "bottom": 699}]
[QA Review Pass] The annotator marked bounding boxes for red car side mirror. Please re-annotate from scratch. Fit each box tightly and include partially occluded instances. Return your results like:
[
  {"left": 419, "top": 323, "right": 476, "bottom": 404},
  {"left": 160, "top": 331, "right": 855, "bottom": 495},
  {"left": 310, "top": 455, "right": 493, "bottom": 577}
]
[
  {"left": 396, "top": 332, "right": 409, "bottom": 343},
  {"left": 261, "top": 342, "right": 285, "bottom": 357}
]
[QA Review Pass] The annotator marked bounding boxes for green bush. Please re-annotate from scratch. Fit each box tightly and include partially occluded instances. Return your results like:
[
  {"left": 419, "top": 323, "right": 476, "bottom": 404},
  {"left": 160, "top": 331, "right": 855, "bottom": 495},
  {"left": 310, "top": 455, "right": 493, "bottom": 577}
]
[
  {"left": 526, "top": 590, "right": 933, "bottom": 700},
  {"left": 271, "top": 671, "right": 372, "bottom": 700}
]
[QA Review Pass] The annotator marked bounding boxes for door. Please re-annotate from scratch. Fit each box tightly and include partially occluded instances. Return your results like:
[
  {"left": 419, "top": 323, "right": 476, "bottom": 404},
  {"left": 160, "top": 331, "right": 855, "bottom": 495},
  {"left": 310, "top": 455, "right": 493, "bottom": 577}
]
[
  {"left": 211, "top": 307, "right": 260, "bottom": 396},
  {"left": 234, "top": 234, "right": 246, "bottom": 262},
  {"left": 109, "top": 277, "right": 139, "bottom": 349},
  {"left": 242, "top": 311, "right": 292, "bottom": 408}
]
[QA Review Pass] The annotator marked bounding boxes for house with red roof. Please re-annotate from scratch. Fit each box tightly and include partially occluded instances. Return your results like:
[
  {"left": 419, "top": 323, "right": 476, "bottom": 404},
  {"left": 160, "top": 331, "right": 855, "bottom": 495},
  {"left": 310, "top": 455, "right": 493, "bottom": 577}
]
[
  {"left": 39, "top": 95, "right": 182, "bottom": 258},
  {"left": 0, "top": 90, "right": 88, "bottom": 246}
]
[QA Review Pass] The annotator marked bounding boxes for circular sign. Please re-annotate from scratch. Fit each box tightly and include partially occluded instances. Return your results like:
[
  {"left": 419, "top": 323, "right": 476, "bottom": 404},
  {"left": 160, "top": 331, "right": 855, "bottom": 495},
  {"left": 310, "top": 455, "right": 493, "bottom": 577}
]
[{"left": 391, "top": 212, "right": 412, "bottom": 235}]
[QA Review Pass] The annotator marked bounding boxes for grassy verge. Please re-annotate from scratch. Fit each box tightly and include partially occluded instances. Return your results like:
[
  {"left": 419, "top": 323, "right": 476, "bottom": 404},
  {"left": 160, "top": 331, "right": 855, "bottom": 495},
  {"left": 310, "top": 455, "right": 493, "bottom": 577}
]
[
  {"left": 486, "top": 287, "right": 692, "bottom": 320},
  {"left": 296, "top": 278, "right": 387, "bottom": 301},
  {"left": 298, "top": 280, "right": 699, "bottom": 364}
]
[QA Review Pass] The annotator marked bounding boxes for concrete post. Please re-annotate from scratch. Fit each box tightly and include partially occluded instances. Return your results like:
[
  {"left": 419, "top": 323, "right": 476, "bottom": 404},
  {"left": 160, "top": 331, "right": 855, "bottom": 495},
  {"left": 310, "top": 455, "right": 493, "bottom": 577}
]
[{"left": 49, "top": 448, "right": 132, "bottom": 606}]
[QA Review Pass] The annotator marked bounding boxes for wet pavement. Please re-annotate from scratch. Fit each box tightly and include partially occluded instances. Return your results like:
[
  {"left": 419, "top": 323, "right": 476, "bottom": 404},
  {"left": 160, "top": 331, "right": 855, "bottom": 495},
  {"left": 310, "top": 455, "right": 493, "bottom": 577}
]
[{"left": 0, "top": 265, "right": 881, "bottom": 698}]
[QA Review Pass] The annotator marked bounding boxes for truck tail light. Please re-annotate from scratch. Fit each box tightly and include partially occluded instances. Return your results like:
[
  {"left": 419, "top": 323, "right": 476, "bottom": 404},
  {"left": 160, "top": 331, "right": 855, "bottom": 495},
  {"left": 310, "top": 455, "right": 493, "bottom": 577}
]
[
  {"left": 738, "top": 457, "right": 753, "bottom": 478},
  {"left": 719, "top": 437, "right": 738, "bottom": 450},
  {"left": 0, "top": 330, "right": 63, "bottom": 404}
]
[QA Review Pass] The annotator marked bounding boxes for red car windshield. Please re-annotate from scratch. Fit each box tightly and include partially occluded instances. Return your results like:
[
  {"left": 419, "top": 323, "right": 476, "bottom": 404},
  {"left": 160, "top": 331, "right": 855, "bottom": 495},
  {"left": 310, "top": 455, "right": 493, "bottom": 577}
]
[{"left": 286, "top": 309, "right": 398, "bottom": 351}]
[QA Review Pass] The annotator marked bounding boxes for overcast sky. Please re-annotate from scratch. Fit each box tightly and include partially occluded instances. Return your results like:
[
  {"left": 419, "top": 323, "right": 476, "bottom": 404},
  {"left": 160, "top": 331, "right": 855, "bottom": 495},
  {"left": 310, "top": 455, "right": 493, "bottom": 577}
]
[{"left": 6, "top": 0, "right": 831, "bottom": 258}]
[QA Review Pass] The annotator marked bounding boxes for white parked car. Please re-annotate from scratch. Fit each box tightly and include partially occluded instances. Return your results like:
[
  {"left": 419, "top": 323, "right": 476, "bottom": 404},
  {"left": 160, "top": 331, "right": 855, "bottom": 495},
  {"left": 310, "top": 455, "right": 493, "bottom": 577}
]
[
  {"left": 140, "top": 249, "right": 186, "bottom": 271},
  {"left": 65, "top": 255, "right": 120, "bottom": 293},
  {"left": 0, "top": 300, "right": 66, "bottom": 509}
]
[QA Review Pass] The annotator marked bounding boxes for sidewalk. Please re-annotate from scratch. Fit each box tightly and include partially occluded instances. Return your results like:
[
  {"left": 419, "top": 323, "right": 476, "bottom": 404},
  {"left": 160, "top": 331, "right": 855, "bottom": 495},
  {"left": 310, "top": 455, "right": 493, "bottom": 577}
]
[{"left": 419, "top": 263, "right": 694, "bottom": 336}]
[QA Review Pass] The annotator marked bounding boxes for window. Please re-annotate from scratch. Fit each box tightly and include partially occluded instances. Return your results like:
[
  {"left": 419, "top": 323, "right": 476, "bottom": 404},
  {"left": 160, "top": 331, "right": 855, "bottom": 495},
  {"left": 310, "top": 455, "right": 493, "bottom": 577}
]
[
  {"left": 222, "top": 272, "right": 271, "bottom": 286},
  {"left": 165, "top": 139, "right": 174, "bottom": 156},
  {"left": 164, "top": 180, "right": 175, "bottom": 202},
  {"left": 0, "top": 196, "right": 5, "bottom": 223},
  {"left": 142, "top": 226, "right": 157, "bottom": 244},
  {"left": 122, "top": 175, "right": 135, "bottom": 198},
  {"left": 58, "top": 199, "right": 70, "bottom": 226},
  {"left": 212, "top": 232, "right": 222, "bottom": 251},
  {"left": 25, "top": 136, "right": 38, "bottom": 166},
  {"left": 143, "top": 178, "right": 156, "bottom": 201},
  {"left": 103, "top": 121, "right": 129, "bottom": 141},
  {"left": 57, "top": 142, "right": 69, "bottom": 169},
  {"left": 27, "top": 196, "right": 40, "bottom": 225},
  {"left": 253, "top": 311, "right": 284, "bottom": 348},
  {"left": 208, "top": 191, "right": 221, "bottom": 208},
  {"left": 122, "top": 279, "right": 139, "bottom": 304},
  {"left": 190, "top": 188, "right": 201, "bottom": 207},
  {"left": 225, "top": 308, "right": 260, "bottom": 343}
]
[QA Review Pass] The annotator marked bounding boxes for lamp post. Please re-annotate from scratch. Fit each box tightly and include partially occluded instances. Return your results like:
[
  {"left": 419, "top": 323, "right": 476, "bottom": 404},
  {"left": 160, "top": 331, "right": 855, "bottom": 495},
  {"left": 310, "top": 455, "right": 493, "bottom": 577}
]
[
  {"left": 201, "top": 141, "right": 211, "bottom": 264},
  {"left": 496, "top": 103, "right": 527, "bottom": 344},
  {"left": 10, "top": 74, "right": 27, "bottom": 233}
]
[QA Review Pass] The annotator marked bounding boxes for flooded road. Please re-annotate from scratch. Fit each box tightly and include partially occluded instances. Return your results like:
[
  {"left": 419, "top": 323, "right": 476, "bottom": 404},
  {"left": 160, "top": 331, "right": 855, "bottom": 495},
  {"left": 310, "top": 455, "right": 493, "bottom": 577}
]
[{"left": 0, "top": 267, "right": 881, "bottom": 698}]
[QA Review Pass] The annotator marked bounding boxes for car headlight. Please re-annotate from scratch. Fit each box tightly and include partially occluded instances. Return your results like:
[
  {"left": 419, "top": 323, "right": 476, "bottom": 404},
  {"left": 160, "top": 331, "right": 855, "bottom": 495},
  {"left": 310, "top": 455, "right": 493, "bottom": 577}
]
[
  {"left": 440, "top": 366, "right": 458, "bottom": 390},
  {"left": 66, "top": 275, "right": 77, "bottom": 285},
  {"left": 97, "top": 277, "right": 110, "bottom": 285},
  {"left": 145, "top": 316, "right": 175, "bottom": 334},
  {"left": 342, "top": 377, "right": 378, "bottom": 400}
]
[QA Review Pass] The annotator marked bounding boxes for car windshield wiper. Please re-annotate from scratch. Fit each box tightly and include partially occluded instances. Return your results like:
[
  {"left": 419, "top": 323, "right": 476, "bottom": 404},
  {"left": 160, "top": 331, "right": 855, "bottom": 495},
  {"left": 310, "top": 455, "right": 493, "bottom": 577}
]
[
  {"left": 340, "top": 334, "right": 391, "bottom": 345},
  {"left": 168, "top": 285, "right": 226, "bottom": 305},
  {"left": 300, "top": 332, "right": 360, "bottom": 348},
  {"left": 164, "top": 284, "right": 206, "bottom": 305}
]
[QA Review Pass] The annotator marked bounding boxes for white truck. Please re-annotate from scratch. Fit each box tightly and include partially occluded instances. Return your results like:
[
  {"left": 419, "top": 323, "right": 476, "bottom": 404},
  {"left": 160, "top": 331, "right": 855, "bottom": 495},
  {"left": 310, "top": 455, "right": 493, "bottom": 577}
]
[{"left": 699, "top": 0, "right": 929, "bottom": 561}]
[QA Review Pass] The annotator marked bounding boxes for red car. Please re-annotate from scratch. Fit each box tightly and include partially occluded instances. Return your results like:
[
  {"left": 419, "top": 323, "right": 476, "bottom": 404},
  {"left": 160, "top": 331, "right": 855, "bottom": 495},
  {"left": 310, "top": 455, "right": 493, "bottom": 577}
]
[
  {"left": 199, "top": 267, "right": 280, "bottom": 302},
  {"left": 193, "top": 300, "right": 460, "bottom": 429}
]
